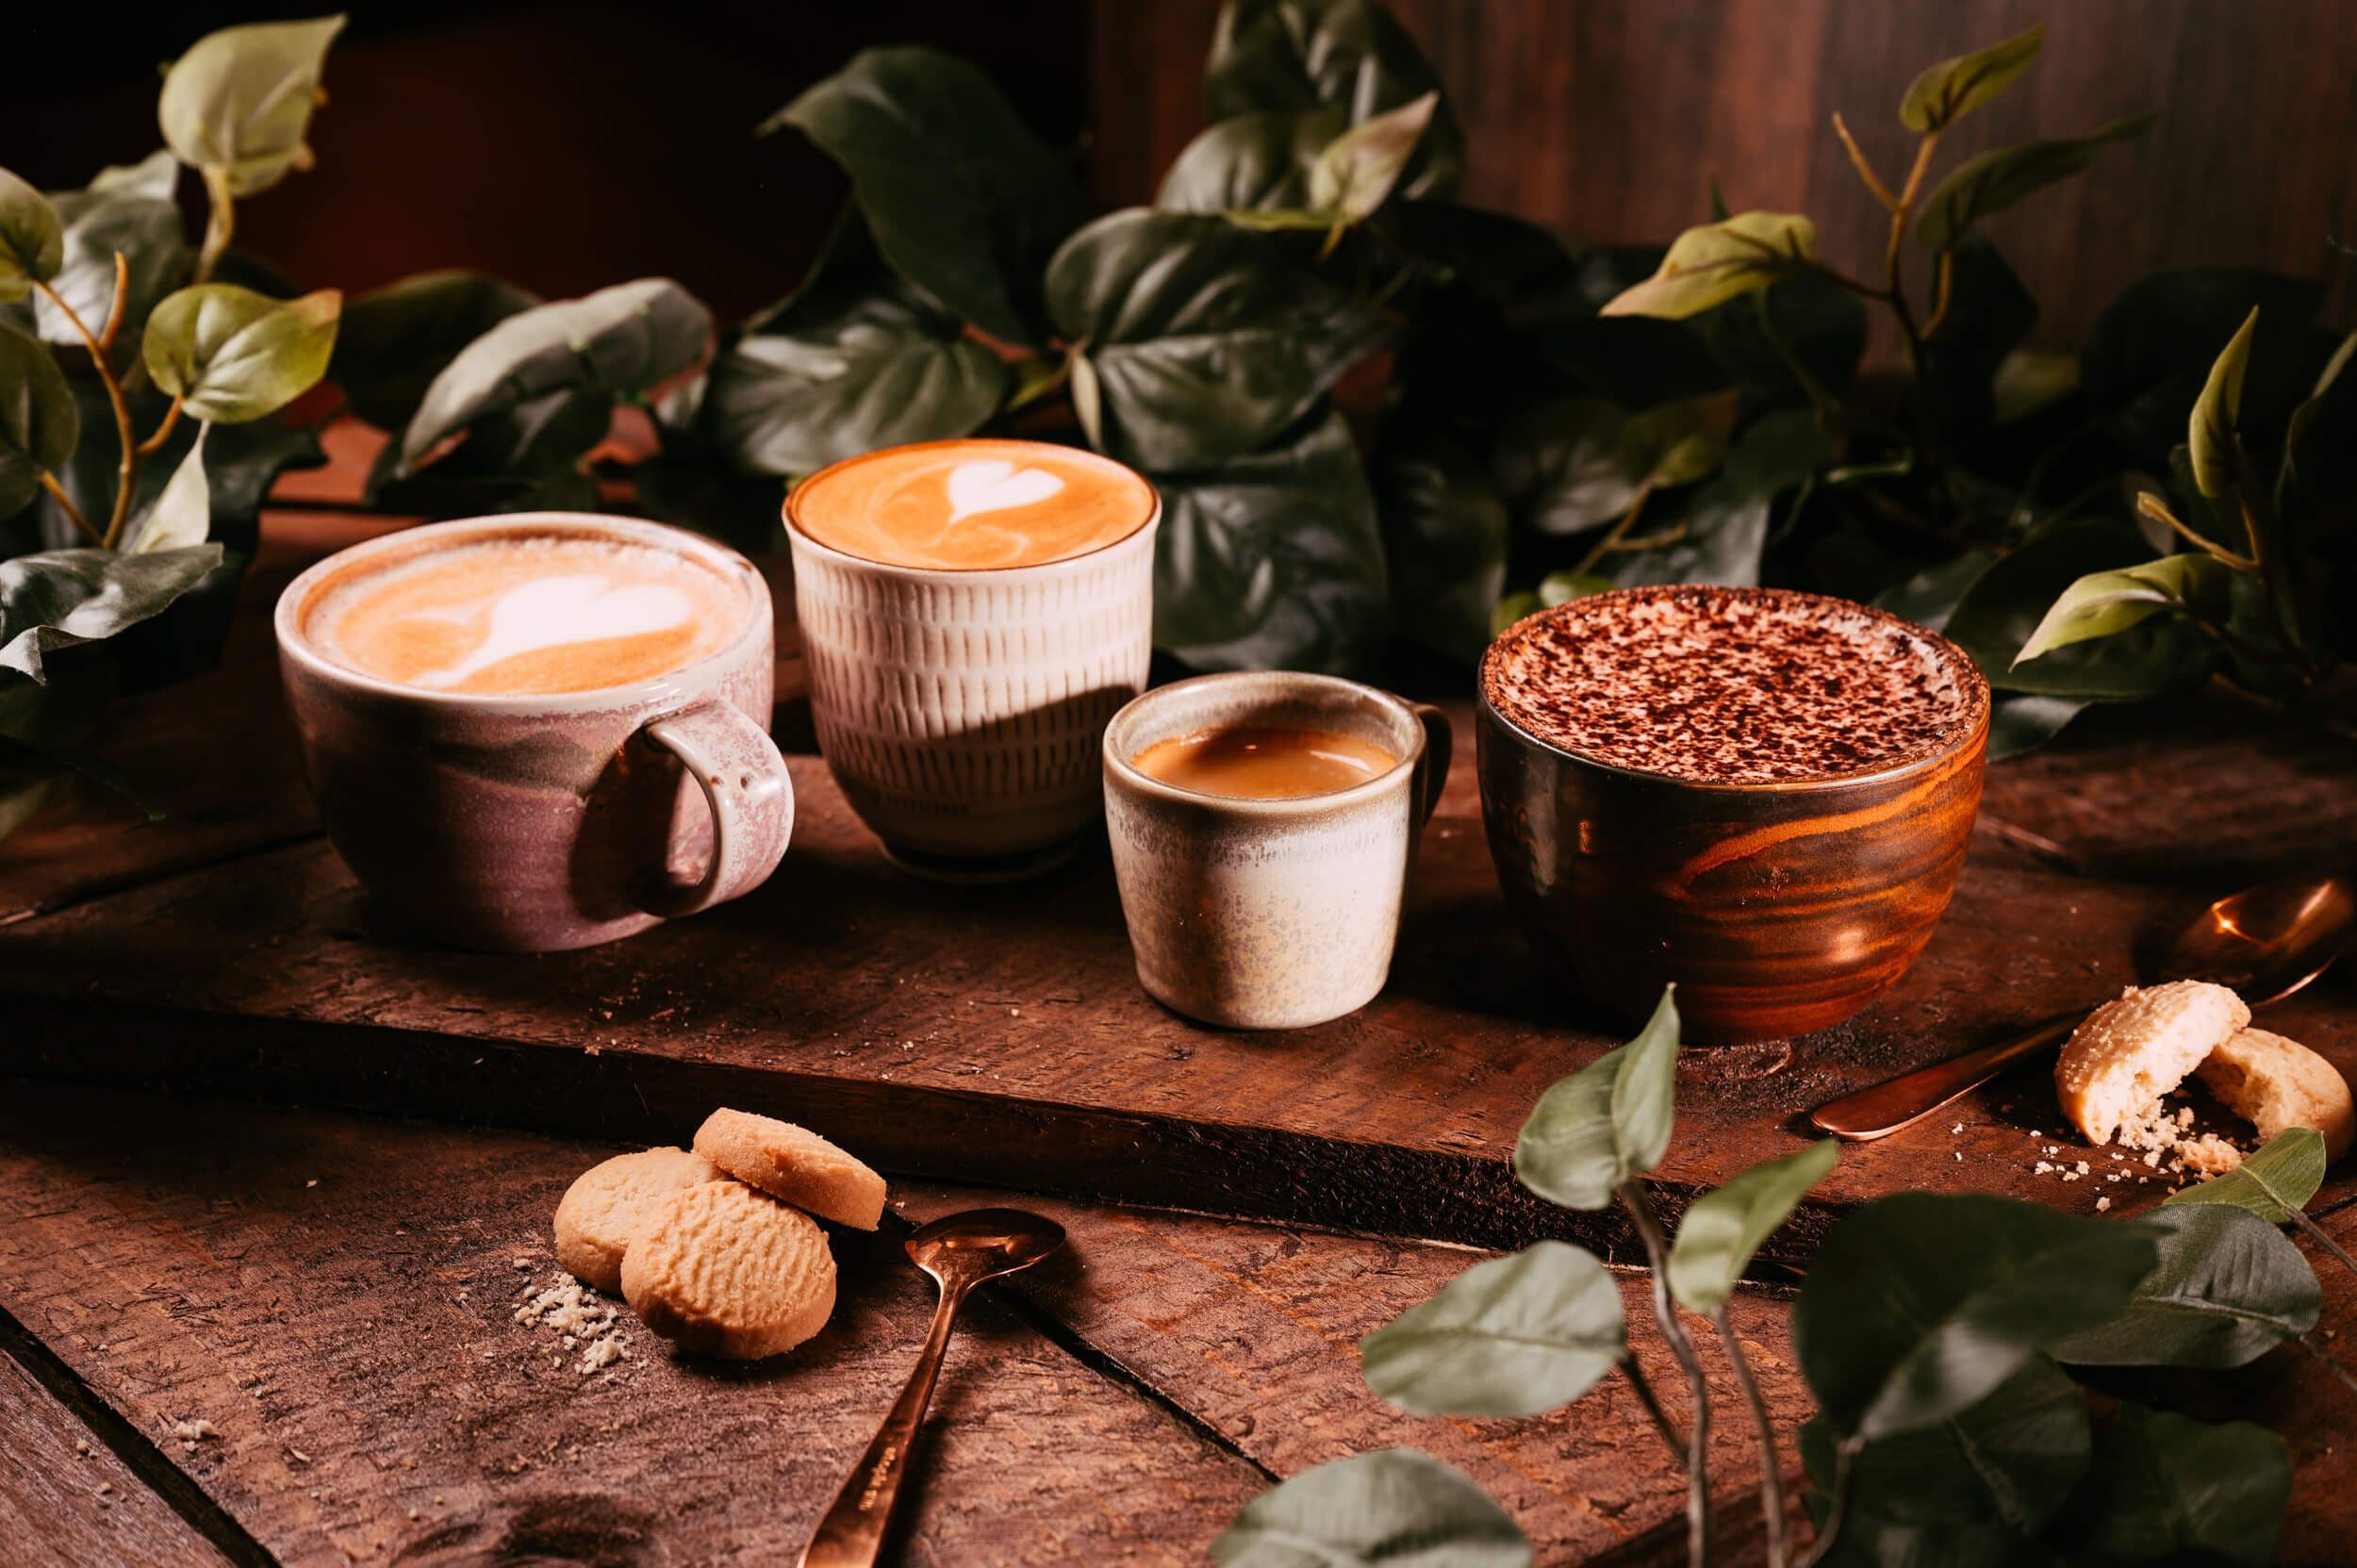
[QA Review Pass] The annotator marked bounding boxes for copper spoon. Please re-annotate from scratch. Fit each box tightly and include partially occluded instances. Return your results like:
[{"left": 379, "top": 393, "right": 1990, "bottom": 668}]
[
  {"left": 797, "top": 1209, "right": 1066, "bottom": 1568},
  {"left": 1811, "top": 872, "right": 2356, "bottom": 1141}
]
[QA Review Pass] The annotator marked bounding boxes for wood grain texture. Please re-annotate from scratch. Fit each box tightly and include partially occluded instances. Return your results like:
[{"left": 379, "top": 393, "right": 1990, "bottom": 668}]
[
  {"left": 1086, "top": 0, "right": 2357, "bottom": 340},
  {"left": 4, "top": 674, "right": 2351, "bottom": 1256},
  {"left": 0, "top": 1345, "right": 244, "bottom": 1568},
  {"left": 0, "top": 1083, "right": 1262, "bottom": 1567}
]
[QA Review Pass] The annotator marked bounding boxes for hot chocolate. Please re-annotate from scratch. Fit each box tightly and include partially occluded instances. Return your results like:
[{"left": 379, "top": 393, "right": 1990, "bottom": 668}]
[
  {"left": 788, "top": 438, "right": 1157, "bottom": 571},
  {"left": 1481, "top": 586, "right": 1979, "bottom": 784},
  {"left": 302, "top": 534, "right": 749, "bottom": 696}
]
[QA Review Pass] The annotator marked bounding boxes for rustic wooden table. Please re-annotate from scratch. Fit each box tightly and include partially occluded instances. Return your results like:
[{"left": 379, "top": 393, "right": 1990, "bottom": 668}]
[{"left": 4, "top": 444, "right": 2355, "bottom": 1565}]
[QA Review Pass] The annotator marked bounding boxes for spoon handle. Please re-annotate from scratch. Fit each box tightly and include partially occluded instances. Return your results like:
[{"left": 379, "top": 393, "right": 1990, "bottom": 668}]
[
  {"left": 1810, "top": 1013, "right": 2078, "bottom": 1141},
  {"left": 797, "top": 1279, "right": 966, "bottom": 1568}
]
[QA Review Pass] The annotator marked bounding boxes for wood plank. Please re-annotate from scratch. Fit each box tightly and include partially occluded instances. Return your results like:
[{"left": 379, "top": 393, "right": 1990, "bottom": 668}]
[
  {"left": 0, "top": 1082, "right": 1263, "bottom": 1567},
  {"left": 5, "top": 685, "right": 2352, "bottom": 1253},
  {"left": 0, "top": 1342, "right": 248, "bottom": 1568},
  {"left": 894, "top": 1183, "right": 1810, "bottom": 1564}
]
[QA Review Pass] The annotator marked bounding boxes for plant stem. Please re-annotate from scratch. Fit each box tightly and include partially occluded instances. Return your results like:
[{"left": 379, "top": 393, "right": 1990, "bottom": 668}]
[
  {"left": 2298, "top": 1333, "right": 2357, "bottom": 1396},
  {"left": 37, "top": 473, "right": 104, "bottom": 546},
  {"left": 197, "top": 167, "right": 237, "bottom": 284},
  {"left": 139, "top": 397, "right": 187, "bottom": 456},
  {"left": 1799, "top": 1439, "right": 1858, "bottom": 1568},
  {"left": 1619, "top": 1356, "right": 1688, "bottom": 1467},
  {"left": 1714, "top": 1309, "right": 1789, "bottom": 1568},
  {"left": 1620, "top": 1180, "right": 1712, "bottom": 1568},
  {"left": 1575, "top": 483, "right": 1656, "bottom": 576},
  {"left": 33, "top": 273, "right": 140, "bottom": 549},
  {"left": 2136, "top": 491, "right": 2257, "bottom": 570},
  {"left": 2286, "top": 1205, "right": 2357, "bottom": 1279},
  {"left": 96, "top": 251, "right": 131, "bottom": 353},
  {"left": 1829, "top": 113, "right": 1899, "bottom": 210}
]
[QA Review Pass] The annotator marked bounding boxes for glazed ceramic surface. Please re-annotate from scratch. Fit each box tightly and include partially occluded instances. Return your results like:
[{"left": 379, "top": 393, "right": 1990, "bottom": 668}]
[
  {"left": 1477, "top": 592, "right": 1989, "bottom": 1044},
  {"left": 1104, "top": 673, "right": 1452, "bottom": 1030},
  {"left": 276, "top": 514, "right": 793, "bottom": 952},
  {"left": 785, "top": 444, "right": 1159, "bottom": 883}
]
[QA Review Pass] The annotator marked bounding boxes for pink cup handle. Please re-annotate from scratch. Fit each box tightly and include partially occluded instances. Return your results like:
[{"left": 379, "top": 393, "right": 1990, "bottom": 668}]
[{"left": 641, "top": 700, "right": 794, "bottom": 917}]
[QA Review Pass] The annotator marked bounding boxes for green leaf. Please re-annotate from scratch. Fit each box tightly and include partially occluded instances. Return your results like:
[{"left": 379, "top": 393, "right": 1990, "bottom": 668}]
[
  {"left": 1360, "top": 1242, "right": 1624, "bottom": 1417},
  {"left": 1944, "top": 520, "right": 2220, "bottom": 700},
  {"left": 1915, "top": 115, "right": 2154, "bottom": 253},
  {"left": 1149, "top": 407, "right": 1388, "bottom": 675},
  {"left": 1697, "top": 269, "right": 1869, "bottom": 404},
  {"left": 142, "top": 284, "right": 340, "bottom": 423},
  {"left": 0, "top": 546, "right": 225, "bottom": 683},
  {"left": 2011, "top": 552, "right": 2232, "bottom": 667},
  {"left": 1211, "top": 1448, "right": 1529, "bottom": 1568},
  {"left": 1492, "top": 397, "right": 1646, "bottom": 536},
  {"left": 371, "top": 388, "right": 609, "bottom": 518},
  {"left": 397, "top": 279, "right": 706, "bottom": 473},
  {"left": 2188, "top": 306, "right": 2259, "bottom": 499},
  {"left": 1373, "top": 434, "right": 1509, "bottom": 663},
  {"left": 1489, "top": 571, "right": 1614, "bottom": 638},
  {"left": 1047, "top": 210, "right": 1383, "bottom": 470},
  {"left": 764, "top": 46, "right": 1089, "bottom": 346},
  {"left": 1205, "top": 0, "right": 1464, "bottom": 200},
  {"left": 332, "top": 271, "right": 539, "bottom": 432},
  {"left": 122, "top": 426, "right": 209, "bottom": 554},
  {"left": 1799, "top": 1356, "right": 2089, "bottom": 1564},
  {"left": 0, "top": 324, "right": 80, "bottom": 519},
  {"left": 1986, "top": 693, "right": 2088, "bottom": 759},
  {"left": 701, "top": 210, "right": 1009, "bottom": 478},
  {"left": 157, "top": 15, "right": 346, "bottom": 196},
  {"left": 1668, "top": 1140, "right": 1838, "bottom": 1314},
  {"left": 1158, "top": 108, "right": 1343, "bottom": 214},
  {"left": 1599, "top": 212, "right": 1815, "bottom": 321},
  {"left": 1793, "top": 1193, "right": 2158, "bottom": 1440},
  {"left": 2047, "top": 1404, "right": 2289, "bottom": 1567},
  {"left": 2083, "top": 269, "right": 2321, "bottom": 460},
  {"left": 31, "top": 158, "right": 190, "bottom": 355},
  {"left": 2280, "top": 327, "right": 2357, "bottom": 527},
  {"left": 2050, "top": 1204, "right": 2318, "bottom": 1370},
  {"left": 2162, "top": 1127, "right": 2326, "bottom": 1226},
  {"left": 1899, "top": 24, "right": 2044, "bottom": 132},
  {"left": 1607, "top": 409, "right": 1827, "bottom": 589},
  {"left": 1513, "top": 985, "right": 1679, "bottom": 1211},
  {"left": 0, "top": 166, "right": 64, "bottom": 304},
  {"left": 1308, "top": 91, "right": 1438, "bottom": 222}
]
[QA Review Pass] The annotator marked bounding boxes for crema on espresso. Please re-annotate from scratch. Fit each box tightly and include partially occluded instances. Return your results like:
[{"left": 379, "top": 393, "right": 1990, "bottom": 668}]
[
  {"left": 788, "top": 438, "right": 1158, "bottom": 570},
  {"left": 302, "top": 535, "right": 748, "bottom": 696}
]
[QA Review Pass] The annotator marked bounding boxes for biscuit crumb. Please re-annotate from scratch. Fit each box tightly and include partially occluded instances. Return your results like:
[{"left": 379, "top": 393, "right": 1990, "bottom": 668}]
[
  {"left": 173, "top": 1419, "right": 219, "bottom": 1452},
  {"left": 513, "top": 1275, "right": 630, "bottom": 1376}
]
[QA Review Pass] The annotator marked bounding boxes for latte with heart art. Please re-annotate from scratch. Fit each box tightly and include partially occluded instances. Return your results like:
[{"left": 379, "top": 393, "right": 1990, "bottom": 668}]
[
  {"left": 788, "top": 438, "right": 1157, "bottom": 570},
  {"left": 302, "top": 534, "right": 750, "bottom": 695}
]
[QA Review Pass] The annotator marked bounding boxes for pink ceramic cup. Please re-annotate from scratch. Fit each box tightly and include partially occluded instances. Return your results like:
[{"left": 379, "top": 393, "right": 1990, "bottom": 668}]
[{"left": 275, "top": 513, "right": 794, "bottom": 952}]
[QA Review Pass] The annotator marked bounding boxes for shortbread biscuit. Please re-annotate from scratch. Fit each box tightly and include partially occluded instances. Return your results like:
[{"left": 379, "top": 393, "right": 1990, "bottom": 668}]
[
  {"left": 2198, "top": 1028, "right": 2354, "bottom": 1162},
  {"left": 2055, "top": 981, "right": 2250, "bottom": 1146},
  {"left": 553, "top": 1146, "right": 722, "bottom": 1293},
  {"left": 693, "top": 1108, "right": 887, "bottom": 1230},
  {"left": 621, "top": 1180, "right": 837, "bottom": 1360}
]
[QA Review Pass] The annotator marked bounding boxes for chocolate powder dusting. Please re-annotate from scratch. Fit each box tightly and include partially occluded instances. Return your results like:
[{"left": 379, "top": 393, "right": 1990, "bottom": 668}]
[{"left": 1481, "top": 586, "right": 1986, "bottom": 784}]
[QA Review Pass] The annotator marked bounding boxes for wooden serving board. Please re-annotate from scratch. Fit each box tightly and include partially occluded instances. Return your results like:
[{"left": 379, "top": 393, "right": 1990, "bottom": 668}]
[{"left": 6, "top": 593, "right": 2354, "bottom": 1257}]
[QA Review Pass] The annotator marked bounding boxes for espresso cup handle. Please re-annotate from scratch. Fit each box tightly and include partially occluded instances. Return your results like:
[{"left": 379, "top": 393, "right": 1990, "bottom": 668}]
[
  {"left": 641, "top": 701, "right": 795, "bottom": 917},
  {"left": 1405, "top": 701, "right": 1454, "bottom": 829}
]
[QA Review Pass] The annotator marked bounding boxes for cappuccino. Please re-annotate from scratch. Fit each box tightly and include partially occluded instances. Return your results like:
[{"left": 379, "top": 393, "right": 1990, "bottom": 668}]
[
  {"left": 303, "top": 534, "right": 749, "bottom": 696},
  {"left": 1483, "top": 586, "right": 1977, "bottom": 784},
  {"left": 788, "top": 438, "right": 1157, "bottom": 570}
]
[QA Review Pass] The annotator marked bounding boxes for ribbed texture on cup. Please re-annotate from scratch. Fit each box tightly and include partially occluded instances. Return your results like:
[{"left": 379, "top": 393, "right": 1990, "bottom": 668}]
[{"left": 790, "top": 524, "right": 1156, "bottom": 858}]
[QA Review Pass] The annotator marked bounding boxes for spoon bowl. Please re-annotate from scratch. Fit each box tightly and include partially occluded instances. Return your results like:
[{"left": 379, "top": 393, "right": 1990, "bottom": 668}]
[
  {"left": 905, "top": 1207, "right": 1066, "bottom": 1284},
  {"left": 1812, "top": 871, "right": 2355, "bottom": 1141}
]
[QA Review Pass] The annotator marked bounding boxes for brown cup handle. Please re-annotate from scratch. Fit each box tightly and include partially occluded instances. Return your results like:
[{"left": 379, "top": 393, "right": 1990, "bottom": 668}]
[
  {"left": 1405, "top": 701, "right": 1454, "bottom": 829},
  {"left": 641, "top": 700, "right": 794, "bottom": 917}
]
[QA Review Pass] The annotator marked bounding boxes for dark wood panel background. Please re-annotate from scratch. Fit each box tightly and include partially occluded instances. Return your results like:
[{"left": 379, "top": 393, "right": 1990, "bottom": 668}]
[{"left": 1091, "top": 0, "right": 2357, "bottom": 342}]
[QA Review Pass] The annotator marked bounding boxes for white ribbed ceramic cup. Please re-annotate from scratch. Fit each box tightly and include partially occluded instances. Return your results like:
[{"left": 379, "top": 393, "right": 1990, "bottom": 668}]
[{"left": 783, "top": 439, "right": 1160, "bottom": 882}]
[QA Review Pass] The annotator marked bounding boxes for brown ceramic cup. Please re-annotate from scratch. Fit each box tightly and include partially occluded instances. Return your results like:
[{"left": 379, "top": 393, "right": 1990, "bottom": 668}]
[
  {"left": 1103, "top": 672, "right": 1452, "bottom": 1030},
  {"left": 275, "top": 514, "right": 794, "bottom": 952},
  {"left": 1477, "top": 586, "right": 1989, "bottom": 1044}
]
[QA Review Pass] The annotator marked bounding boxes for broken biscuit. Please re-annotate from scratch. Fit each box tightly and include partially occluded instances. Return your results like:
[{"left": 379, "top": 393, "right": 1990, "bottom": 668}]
[
  {"left": 2055, "top": 981, "right": 2250, "bottom": 1147},
  {"left": 2197, "top": 1028, "right": 2354, "bottom": 1163}
]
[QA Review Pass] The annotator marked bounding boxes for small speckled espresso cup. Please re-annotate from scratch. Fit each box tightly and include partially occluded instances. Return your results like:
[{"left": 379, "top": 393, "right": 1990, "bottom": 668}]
[
  {"left": 276, "top": 514, "right": 794, "bottom": 952},
  {"left": 1103, "top": 673, "right": 1453, "bottom": 1030}
]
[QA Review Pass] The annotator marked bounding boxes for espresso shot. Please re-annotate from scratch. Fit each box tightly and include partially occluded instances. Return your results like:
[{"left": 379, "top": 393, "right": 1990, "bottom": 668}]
[{"left": 1129, "top": 726, "right": 1400, "bottom": 801}]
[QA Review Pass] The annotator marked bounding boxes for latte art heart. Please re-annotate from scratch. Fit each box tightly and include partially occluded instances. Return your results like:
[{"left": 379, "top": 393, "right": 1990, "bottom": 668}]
[
  {"left": 412, "top": 576, "right": 695, "bottom": 689},
  {"left": 303, "top": 536, "right": 747, "bottom": 696},
  {"left": 946, "top": 459, "right": 1064, "bottom": 523}
]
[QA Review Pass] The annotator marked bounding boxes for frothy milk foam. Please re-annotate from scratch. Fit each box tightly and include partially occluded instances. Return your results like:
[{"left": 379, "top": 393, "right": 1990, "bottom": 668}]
[
  {"left": 790, "top": 439, "right": 1157, "bottom": 570},
  {"left": 303, "top": 535, "right": 748, "bottom": 696}
]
